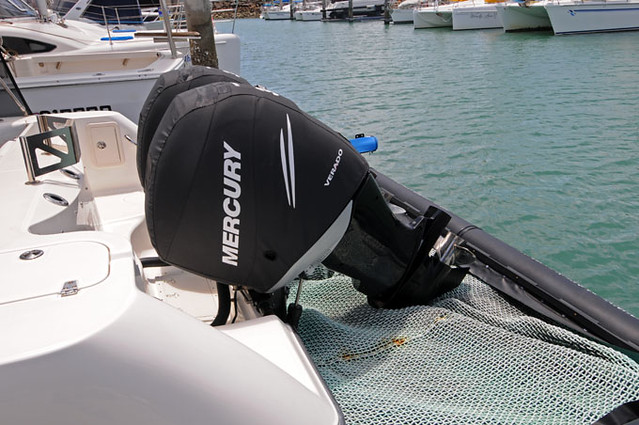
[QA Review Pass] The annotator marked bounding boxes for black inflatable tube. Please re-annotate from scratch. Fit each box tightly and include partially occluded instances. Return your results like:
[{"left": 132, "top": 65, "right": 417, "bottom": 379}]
[{"left": 373, "top": 170, "right": 639, "bottom": 353}]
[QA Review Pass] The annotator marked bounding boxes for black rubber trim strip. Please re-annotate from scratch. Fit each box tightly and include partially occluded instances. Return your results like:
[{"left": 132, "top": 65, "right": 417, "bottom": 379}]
[
  {"left": 374, "top": 170, "right": 639, "bottom": 353},
  {"left": 592, "top": 400, "right": 639, "bottom": 425},
  {"left": 140, "top": 257, "right": 169, "bottom": 268}
]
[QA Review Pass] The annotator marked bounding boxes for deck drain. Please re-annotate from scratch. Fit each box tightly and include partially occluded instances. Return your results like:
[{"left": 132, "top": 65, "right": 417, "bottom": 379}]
[
  {"left": 60, "top": 168, "right": 80, "bottom": 180},
  {"left": 20, "top": 249, "right": 44, "bottom": 260},
  {"left": 43, "top": 192, "right": 69, "bottom": 207}
]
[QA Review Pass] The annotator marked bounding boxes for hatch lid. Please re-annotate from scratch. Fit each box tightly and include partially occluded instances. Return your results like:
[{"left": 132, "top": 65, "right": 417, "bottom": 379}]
[{"left": 1, "top": 241, "right": 110, "bottom": 304}]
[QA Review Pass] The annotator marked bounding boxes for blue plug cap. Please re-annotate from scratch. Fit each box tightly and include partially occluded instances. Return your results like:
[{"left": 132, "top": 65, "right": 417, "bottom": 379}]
[{"left": 349, "top": 135, "right": 378, "bottom": 154}]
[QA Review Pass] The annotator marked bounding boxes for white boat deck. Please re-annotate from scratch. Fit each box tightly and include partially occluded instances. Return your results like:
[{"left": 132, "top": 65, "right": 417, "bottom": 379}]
[{"left": 0, "top": 111, "right": 342, "bottom": 424}]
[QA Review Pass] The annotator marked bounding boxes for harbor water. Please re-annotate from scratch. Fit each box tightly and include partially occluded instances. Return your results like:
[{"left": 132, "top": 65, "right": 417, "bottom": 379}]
[{"left": 218, "top": 19, "right": 639, "bottom": 318}]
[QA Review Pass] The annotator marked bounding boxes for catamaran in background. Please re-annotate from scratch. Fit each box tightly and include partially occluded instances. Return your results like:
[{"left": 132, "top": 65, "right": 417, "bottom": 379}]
[
  {"left": 451, "top": 0, "right": 503, "bottom": 30},
  {"left": 544, "top": 0, "right": 639, "bottom": 35},
  {"left": 390, "top": 0, "right": 420, "bottom": 24}
]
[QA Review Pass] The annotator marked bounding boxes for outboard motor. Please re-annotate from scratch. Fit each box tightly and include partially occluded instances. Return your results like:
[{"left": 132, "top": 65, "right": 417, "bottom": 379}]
[
  {"left": 137, "top": 66, "right": 251, "bottom": 186},
  {"left": 140, "top": 67, "right": 470, "bottom": 309}
]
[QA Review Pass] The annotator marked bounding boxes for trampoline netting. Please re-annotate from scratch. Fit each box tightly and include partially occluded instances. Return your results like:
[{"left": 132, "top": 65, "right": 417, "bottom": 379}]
[{"left": 292, "top": 271, "right": 639, "bottom": 425}]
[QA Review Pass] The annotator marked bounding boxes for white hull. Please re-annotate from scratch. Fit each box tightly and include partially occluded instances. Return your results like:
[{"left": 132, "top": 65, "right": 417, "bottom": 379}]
[
  {"left": 452, "top": 4, "right": 502, "bottom": 29},
  {"left": 391, "top": 7, "right": 415, "bottom": 22},
  {"left": 413, "top": 6, "right": 453, "bottom": 27},
  {"left": 263, "top": 10, "right": 292, "bottom": 19},
  {"left": 295, "top": 9, "right": 323, "bottom": 19},
  {"left": 262, "top": 5, "right": 292, "bottom": 20},
  {"left": 8, "top": 31, "right": 241, "bottom": 124},
  {"left": 545, "top": 1, "right": 639, "bottom": 34},
  {"left": 390, "top": 0, "right": 421, "bottom": 22},
  {"left": 495, "top": 1, "right": 552, "bottom": 30},
  {"left": 0, "top": 19, "right": 241, "bottom": 122},
  {"left": 324, "top": 0, "right": 386, "bottom": 18},
  {"left": 18, "top": 74, "right": 172, "bottom": 124},
  {"left": 11, "top": 45, "right": 239, "bottom": 123}
]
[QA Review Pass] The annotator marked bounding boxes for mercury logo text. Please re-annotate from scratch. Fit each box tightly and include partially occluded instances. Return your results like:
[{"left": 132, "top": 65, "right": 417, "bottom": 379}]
[{"left": 221, "top": 141, "right": 242, "bottom": 266}]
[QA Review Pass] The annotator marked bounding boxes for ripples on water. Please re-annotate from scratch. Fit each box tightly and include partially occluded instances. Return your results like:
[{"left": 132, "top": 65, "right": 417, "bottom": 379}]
[{"left": 220, "top": 20, "right": 639, "bottom": 317}]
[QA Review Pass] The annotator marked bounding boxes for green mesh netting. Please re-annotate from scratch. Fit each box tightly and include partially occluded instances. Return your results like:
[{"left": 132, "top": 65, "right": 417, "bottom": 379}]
[{"left": 292, "top": 271, "right": 639, "bottom": 425}]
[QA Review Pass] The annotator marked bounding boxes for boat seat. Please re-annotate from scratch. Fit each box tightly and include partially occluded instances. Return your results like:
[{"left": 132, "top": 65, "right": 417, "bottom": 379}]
[{"left": 136, "top": 66, "right": 250, "bottom": 187}]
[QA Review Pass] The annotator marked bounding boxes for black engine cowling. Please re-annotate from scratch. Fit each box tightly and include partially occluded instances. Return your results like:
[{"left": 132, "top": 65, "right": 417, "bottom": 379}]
[
  {"left": 140, "top": 67, "right": 469, "bottom": 307},
  {"left": 137, "top": 66, "right": 250, "bottom": 186}
]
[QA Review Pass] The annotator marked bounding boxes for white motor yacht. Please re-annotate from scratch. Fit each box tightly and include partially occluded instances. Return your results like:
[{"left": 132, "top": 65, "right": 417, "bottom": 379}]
[
  {"left": 294, "top": 2, "right": 323, "bottom": 20},
  {"left": 0, "top": 0, "right": 240, "bottom": 122},
  {"left": 544, "top": 0, "right": 639, "bottom": 35},
  {"left": 495, "top": 0, "right": 552, "bottom": 31},
  {"left": 50, "top": 0, "right": 237, "bottom": 30},
  {"left": 262, "top": 2, "right": 293, "bottom": 19},
  {"left": 296, "top": 8, "right": 323, "bottom": 20},
  {"left": 324, "top": 0, "right": 387, "bottom": 19}
]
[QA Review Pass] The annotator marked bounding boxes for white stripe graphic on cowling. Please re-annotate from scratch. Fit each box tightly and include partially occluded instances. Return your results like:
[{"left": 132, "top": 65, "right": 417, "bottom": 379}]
[
  {"left": 279, "top": 114, "right": 296, "bottom": 208},
  {"left": 287, "top": 114, "right": 296, "bottom": 208}
]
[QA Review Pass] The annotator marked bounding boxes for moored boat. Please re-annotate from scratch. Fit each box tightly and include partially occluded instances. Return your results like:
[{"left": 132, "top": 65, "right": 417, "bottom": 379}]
[
  {"left": 390, "top": 0, "right": 421, "bottom": 23},
  {"left": 452, "top": 0, "right": 504, "bottom": 29},
  {"left": 413, "top": 0, "right": 474, "bottom": 28},
  {"left": 262, "top": 1, "right": 293, "bottom": 19},
  {"left": 2, "top": 63, "right": 639, "bottom": 425},
  {"left": 51, "top": 0, "right": 149, "bottom": 28},
  {"left": 296, "top": 8, "right": 323, "bottom": 19},
  {"left": 545, "top": 0, "right": 639, "bottom": 35},
  {"left": 0, "top": 0, "right": 240, "bottom": 122},
  {"left": 323, "top": 0, "right": 387, "bottom": 19},
  {"left": 294, "top": 2, "right": 323, "bottom": 20},
  {"left": 495, "top": 0, "right": 552, "bottom": 31}
]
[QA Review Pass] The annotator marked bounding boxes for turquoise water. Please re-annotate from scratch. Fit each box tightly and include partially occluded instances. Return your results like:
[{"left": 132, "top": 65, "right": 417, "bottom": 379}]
[{"left": 219, "top": 19, "right": 639, "bottom": 318}]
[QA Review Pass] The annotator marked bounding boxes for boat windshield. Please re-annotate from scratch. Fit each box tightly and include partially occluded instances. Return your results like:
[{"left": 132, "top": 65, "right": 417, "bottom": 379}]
[
  {"left": 49, "top": 0, "right": 76, "bottom": 16},
  {"left": 50, "top": 0, "right": 156, "bottom": 26},
  {"left": 0, "top": 0, "right": 36, "bottom": 18}
]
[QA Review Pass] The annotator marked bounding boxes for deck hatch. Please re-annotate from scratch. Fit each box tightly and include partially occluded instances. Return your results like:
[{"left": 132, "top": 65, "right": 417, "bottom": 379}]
[{"left": 0, "top": 241, "right": 109, "bottom": 305}]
